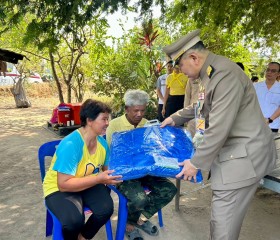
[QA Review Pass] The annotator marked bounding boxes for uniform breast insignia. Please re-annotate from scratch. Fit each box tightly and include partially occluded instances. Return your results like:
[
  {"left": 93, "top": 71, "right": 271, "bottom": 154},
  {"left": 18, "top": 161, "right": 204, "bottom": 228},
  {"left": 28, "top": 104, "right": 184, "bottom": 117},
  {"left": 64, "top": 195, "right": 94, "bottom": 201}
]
[
  {"left": 198, "top": 83, "right": 205, "bottom": 100},
  {"left": 206, "top": 65, "right": 215, "bottom": 78}
]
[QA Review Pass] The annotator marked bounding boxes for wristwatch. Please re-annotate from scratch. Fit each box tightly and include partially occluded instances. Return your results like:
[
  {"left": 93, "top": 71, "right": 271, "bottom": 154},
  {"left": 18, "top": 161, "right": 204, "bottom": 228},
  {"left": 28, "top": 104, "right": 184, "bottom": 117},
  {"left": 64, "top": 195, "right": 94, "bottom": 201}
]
[{"left": 268, "top": 118, "right": 273, "bottom": 123}]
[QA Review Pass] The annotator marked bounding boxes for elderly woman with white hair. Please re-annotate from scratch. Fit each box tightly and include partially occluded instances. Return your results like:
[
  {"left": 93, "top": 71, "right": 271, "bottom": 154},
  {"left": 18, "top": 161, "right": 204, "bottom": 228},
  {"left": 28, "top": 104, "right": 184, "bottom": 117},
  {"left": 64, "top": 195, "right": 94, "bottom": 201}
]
[{"left": 106, "top": 89, "right": 177, "bottom": 240}]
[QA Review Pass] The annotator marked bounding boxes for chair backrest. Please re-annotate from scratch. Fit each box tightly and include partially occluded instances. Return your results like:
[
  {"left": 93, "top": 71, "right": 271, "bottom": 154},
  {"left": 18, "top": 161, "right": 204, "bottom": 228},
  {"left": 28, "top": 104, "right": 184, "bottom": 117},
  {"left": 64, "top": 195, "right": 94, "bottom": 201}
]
[{"left": 38, "top": 140, "right": 61, "bottom": 182}]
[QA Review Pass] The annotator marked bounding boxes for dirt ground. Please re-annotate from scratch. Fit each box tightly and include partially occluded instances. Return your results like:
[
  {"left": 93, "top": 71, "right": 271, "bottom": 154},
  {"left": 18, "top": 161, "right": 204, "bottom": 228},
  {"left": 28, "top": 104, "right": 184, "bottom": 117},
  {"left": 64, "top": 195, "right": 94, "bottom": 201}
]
[{"left": 0, "top": 95, "right": 279, "bottom": 240}]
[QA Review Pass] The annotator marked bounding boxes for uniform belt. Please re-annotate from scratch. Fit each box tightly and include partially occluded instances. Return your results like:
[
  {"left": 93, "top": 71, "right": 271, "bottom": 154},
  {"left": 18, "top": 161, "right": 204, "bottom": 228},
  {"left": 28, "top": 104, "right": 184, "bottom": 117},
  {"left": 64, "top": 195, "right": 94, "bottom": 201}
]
[{"left": 271, "top": 129, "right": 278, "bottom": 133}]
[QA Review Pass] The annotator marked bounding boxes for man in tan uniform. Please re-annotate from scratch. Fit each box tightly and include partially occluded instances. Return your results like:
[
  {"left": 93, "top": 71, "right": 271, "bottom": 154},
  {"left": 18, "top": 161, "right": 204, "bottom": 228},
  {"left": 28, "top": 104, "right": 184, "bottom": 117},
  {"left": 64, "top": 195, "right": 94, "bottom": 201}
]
[{"left": 161, "top": 29, "right": 277, "bottom": 240}]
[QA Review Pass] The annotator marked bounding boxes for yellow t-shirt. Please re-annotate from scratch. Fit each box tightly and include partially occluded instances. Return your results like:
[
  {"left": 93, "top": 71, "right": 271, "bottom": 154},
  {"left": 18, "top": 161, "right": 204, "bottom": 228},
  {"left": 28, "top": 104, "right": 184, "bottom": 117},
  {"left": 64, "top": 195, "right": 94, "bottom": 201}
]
[
  {"left": 106, "top": 114, "right": 147, "bottom": 145},
  {"left": 166, "top": 72, "right": 188, "bottom": 95},
  {"left": 43, "top": 130, "right": 109, "bottom": 197}
]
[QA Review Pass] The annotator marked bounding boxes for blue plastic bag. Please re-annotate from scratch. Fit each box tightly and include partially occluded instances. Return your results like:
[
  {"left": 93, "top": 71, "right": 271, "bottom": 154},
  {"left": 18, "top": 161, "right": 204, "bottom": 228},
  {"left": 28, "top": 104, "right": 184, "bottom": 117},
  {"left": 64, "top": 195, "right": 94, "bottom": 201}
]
[{"left": 108, "top": 125, "right": 203, "bottom": 182}]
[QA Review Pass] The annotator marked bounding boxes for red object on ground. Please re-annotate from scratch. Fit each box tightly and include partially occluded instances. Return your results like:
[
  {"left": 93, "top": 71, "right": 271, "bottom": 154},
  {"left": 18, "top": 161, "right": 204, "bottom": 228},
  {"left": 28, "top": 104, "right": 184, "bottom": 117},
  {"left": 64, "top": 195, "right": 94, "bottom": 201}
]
[
  {"left": 49, "top": 108, "right": 58, "bottom": 124},
  {"left": 57, "top": 106, "right": 72, "bottom": 126},
  {"left": 50, "top": 103, "right": 71, "bottom": 124},
  {"left": 68, "top": 103, "right": 82, "bottom": 125}
]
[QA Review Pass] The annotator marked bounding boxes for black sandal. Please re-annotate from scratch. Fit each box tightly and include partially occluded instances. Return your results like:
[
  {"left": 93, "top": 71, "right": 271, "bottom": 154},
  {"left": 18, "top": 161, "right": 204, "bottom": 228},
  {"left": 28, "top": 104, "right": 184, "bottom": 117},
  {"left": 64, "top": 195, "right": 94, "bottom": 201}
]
[
  {"left": 136, "top": 220, "right": 159, "bottom": 236},
  {"left": 126, "top": 228, "right": 144, "bottom": 240}
]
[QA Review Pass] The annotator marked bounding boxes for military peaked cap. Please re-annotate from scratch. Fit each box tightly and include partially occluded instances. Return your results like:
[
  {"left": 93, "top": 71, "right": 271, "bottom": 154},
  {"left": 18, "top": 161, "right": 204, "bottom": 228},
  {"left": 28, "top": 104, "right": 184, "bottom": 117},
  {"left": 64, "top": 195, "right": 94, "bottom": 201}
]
[{"left": 163, "top": 29, "right": 201, "bottom": 61}]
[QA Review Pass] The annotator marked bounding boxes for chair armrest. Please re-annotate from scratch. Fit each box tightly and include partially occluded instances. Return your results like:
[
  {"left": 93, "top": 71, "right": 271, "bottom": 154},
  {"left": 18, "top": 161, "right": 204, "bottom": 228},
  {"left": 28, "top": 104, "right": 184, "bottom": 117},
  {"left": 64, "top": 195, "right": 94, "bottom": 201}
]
[{"left": 108, "top": 185, "right": 123, "bottom": 196}]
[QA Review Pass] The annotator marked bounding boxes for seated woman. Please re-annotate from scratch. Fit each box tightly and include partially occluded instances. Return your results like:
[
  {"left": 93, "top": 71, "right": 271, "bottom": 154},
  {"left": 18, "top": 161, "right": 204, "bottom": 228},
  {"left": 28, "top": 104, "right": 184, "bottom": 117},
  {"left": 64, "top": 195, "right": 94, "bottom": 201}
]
[{"left": 43, "top": 99, "right": 122, "bottom": 240}]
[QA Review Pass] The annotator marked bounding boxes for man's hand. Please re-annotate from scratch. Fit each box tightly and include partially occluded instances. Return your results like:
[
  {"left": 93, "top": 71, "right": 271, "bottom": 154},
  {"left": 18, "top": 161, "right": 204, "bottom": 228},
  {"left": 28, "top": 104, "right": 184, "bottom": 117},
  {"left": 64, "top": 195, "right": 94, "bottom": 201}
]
[
  {"left": 176, "top": 160, "right": 198, "bottom": 182},
  {"left": 97, "top": 170, "right": 123, "bottom": 185},
  {"left": 160, "top": 117, "right": 175, "bottom": 128}
]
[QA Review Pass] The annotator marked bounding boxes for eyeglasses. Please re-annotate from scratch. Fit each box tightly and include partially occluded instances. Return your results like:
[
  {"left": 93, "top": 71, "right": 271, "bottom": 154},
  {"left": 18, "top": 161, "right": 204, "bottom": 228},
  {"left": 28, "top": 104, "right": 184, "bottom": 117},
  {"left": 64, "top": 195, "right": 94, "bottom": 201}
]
[{"left": 266, "top": 68, "right": 279, "bottom": 73}]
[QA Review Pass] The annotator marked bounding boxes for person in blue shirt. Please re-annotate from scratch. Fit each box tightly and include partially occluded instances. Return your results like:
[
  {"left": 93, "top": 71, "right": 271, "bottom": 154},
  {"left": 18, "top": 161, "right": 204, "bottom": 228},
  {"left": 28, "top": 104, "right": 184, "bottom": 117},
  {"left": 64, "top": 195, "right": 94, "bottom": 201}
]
[
  {"left": 254, "top": 62, "right": 280, "bottom": 134},
  {"left": 156, "top": 60, "right": 173, "bottom": 122},
  {"left": 43, "top": 99, "right": 122, "bottom": 240}
]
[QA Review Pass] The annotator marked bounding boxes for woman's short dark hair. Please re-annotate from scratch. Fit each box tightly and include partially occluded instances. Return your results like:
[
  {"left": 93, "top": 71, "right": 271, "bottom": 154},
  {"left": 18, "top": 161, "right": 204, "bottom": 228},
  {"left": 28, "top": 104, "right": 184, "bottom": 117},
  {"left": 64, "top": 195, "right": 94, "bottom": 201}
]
[{"left": 80, "top": 99, "right": 111, "bottom": 127}]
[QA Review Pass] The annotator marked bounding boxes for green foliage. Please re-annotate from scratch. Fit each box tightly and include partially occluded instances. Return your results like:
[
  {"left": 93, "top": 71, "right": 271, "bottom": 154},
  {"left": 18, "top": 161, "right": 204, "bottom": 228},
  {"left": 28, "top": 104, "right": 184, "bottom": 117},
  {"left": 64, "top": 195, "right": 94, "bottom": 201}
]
[
  {"left": 170, "top": 0, "right": 279, "bottom": 47},
  {"left": 0, "top": 0, "right": 166, "bottom": 104},
  {"left": 91, "top": 38, "right": 142, "bottom": 112},
  {"left": 89, "top": 24, "right": 161, "bottom": 118},
  {"left": 0, "top": 0, "right": 166, "bottom": 51},
  {"left": 1, "top": 0, "right": 278, "bottom": 109},
  {"left": 164, "top": 2, "right": 265, "bottom": 77},
  {"left": 145, "top": 97, "right": 158, "bottom": 120},
  {"left": 1, "top": 1, "right": 125, "bottom": 49}
]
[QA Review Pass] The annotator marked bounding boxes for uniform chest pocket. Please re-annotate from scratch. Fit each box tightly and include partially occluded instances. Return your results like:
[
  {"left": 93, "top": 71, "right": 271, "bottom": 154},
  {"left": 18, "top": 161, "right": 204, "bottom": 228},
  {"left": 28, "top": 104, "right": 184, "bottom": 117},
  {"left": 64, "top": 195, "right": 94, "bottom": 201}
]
[
  {"left": 219, "top": 144, "right": 247, "bottom": 162},
  {"left": 219, "top": 144, "right": 256, "bottom": 184},
  {"left": 269, "top": 92, "right": 280, "bottom": 105}
]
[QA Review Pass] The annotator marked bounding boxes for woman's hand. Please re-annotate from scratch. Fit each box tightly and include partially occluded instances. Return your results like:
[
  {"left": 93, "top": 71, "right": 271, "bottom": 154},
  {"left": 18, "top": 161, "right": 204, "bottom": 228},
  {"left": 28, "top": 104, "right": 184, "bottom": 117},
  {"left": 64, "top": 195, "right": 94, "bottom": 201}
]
[{"left": 97, "top": 170, "right": 123, "bottom": 185}]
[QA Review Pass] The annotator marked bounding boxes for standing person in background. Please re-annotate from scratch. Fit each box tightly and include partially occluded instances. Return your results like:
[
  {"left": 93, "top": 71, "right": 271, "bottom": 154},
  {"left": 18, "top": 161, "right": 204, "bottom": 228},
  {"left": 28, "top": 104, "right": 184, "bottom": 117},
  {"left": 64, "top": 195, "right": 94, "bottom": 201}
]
[
  {"left": 184, "top": 77, "right": 200, "bottom": 137},
  {"left": 43, "top": 99, "right": 122, "bottom": 240},
  {"left": 156, "top": 60, "right": 173, "bottom": 122},
  {"left": 162, "top": 64, "right": 188, "bottom": 118},
  {"left": 161, "top": 29, "right": 276, "bottom": 240},
  {"left": 254, "top": 62, "right": 280, "bottom": 134}
]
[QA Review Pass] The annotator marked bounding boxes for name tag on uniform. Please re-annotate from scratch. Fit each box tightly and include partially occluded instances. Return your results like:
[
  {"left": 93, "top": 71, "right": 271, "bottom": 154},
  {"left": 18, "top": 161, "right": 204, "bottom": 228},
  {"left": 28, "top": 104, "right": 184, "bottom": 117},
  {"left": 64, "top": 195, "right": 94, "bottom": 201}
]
[
  {"left": 193, "top": 116, "right": 205, "bottom": 148},
  {"left": 196, "top": 117, "right": 205, "bottom": 131}
]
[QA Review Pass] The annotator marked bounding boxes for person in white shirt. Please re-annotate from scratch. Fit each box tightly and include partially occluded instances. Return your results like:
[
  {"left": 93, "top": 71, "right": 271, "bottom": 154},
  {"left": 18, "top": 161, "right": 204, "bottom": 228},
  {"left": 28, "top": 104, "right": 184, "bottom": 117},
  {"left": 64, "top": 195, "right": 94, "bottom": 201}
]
[
  {"left": 156, "top": 60, "right": 173, "bottom": 122},
  {"left": 254, "top": 62, "right": 280, "bottom": 133}
]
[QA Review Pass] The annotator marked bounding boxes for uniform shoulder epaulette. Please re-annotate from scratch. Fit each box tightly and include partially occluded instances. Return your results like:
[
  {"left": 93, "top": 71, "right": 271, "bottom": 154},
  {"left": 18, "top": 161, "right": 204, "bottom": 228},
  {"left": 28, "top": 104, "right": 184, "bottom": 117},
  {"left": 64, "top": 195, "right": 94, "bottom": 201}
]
[{"left": 206, "top": 65, "right": 215, "bottom": 79}]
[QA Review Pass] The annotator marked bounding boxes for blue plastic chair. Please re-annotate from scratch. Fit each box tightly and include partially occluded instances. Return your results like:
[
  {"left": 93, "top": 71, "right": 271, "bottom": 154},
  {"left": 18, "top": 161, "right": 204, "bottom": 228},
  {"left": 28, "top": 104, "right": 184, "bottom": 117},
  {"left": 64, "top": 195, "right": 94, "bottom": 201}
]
[
  {"left": 38, "top": 140, "right": 113, "bottom": 240},
  {"left": 108, "top": 185, "right": 163, "bottom": 240}
]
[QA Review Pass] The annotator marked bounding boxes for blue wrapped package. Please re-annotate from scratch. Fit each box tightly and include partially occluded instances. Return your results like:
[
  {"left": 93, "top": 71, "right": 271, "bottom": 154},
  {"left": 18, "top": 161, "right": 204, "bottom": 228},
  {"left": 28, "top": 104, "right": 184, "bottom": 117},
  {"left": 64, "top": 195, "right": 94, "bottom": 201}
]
[{"left": 108, "top": 125, "right": 203, "bottom": 182}]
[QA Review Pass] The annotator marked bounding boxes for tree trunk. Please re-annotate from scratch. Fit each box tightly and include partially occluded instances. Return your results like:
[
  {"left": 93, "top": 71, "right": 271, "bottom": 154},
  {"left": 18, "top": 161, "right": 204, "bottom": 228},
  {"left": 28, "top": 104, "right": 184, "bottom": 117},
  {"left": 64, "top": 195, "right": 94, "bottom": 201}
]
[
  {"left": 67, "top": 83, "right": 71, "bottom": 103},
  {"left": 49, "top": 51, "right": 64, "bottom": 103},
  {"left": 74, "top": 75, "right": 84, "bottom": 102},
  {"left": 11, "top": 77, "right": 31, "bottom": 108}
]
